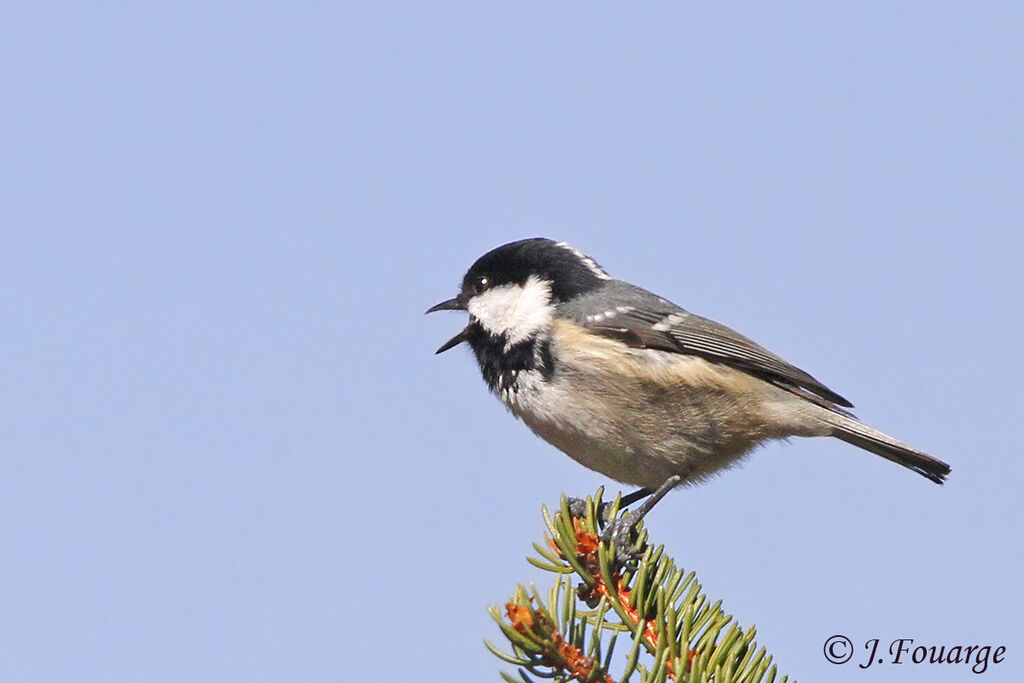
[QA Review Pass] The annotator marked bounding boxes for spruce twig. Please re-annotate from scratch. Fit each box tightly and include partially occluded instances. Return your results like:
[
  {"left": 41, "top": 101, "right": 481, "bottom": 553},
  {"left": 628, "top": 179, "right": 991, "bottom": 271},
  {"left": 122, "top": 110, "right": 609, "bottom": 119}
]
[{"left": 486, "top": 487, "right": 793, "bottom": 683}]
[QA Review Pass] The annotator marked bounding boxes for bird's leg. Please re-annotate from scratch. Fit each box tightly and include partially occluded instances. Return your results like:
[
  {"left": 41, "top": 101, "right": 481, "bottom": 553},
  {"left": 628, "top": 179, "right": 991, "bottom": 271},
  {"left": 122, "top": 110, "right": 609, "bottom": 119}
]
[
  {"left": 617, "top": 487, "right": 654, "bottom": 509},
  {"left": 567, "top": 486, "right": 654, "bottom": 520},
  {"left": 600, "top": 475, "right": 682, "bottom": 564}
]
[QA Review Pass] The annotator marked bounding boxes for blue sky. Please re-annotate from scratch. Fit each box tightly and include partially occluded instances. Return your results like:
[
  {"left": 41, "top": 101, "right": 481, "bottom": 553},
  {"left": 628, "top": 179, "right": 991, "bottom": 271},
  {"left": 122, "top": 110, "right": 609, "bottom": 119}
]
[{"left": 2, "top": 4, "right": 1021, "bottom": 681}]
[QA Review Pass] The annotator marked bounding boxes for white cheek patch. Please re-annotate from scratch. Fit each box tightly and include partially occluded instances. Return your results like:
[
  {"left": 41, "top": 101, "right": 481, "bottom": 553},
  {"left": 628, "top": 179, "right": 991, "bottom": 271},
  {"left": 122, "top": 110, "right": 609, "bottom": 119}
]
[{"left": 468, "top": 275, "right": 554, "bottom": 346}]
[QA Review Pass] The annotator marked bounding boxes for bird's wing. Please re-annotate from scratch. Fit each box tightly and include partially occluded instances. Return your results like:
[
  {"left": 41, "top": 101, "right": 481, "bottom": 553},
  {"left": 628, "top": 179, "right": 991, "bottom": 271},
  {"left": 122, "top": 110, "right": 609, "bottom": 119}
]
[{"left": 562, "top": 282, "right": 853, "bottom": 409}]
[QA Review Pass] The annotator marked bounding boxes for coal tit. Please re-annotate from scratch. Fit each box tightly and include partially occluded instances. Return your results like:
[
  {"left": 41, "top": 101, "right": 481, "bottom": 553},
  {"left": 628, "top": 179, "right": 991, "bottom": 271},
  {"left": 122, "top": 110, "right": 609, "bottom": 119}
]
[{"left": 428, "top": 238, "right": 949, "bottom": 535}]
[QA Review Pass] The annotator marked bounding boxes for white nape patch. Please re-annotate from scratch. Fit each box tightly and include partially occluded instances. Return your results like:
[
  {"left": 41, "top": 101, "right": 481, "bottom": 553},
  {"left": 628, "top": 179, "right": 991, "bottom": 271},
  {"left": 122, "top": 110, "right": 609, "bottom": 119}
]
[
  {"left": 468, "top": 275, "right": 554, "bottom": 346},
  {"left": 554, "top": 241, "right": 611, "bottom": 280},
  {"left": 652, "top": 312, "right": 689, "bottom": 331}
]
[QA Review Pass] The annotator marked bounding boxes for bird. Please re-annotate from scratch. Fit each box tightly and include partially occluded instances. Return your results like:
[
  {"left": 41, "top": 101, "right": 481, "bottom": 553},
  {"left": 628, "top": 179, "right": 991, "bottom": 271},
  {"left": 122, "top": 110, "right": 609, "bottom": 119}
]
[{"left": 427, "top": 238, "right": 949, "bottom": 545}]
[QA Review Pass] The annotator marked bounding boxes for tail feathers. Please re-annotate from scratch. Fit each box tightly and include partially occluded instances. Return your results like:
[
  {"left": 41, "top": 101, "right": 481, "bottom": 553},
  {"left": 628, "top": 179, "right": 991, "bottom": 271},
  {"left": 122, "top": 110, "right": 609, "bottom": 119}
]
[{"left": 824, "top": 413, "right": 951, "bottom": 484}]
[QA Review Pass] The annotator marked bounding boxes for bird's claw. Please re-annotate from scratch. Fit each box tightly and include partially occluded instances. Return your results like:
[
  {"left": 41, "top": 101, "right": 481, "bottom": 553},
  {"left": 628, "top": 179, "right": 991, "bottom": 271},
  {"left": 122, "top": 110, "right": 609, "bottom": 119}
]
[
  {"left": 567, "top": 497, "right": 624, "bottom": 525},
  {"left": 599, "top": 510, "right": 646, "bottom": 565},
  {"left": 566, "top": 493, "right": 649, "bottom": 564},
  {"left": 566, "top": 496, "right": 589, "bottom": 519}
]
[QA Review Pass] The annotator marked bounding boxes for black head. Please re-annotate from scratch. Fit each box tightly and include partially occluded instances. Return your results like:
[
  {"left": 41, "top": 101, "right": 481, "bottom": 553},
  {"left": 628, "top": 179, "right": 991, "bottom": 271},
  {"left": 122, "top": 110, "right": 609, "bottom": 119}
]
[
  {"left": 426, "top": 238, "right": 611, "bottom": 353},
  {"left": 459, "top": 238, "right": 610, "bottom": 305}
]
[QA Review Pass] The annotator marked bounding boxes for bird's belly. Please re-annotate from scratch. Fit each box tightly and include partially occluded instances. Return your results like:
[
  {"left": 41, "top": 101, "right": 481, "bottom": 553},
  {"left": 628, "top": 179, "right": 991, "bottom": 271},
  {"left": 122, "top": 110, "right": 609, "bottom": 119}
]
[
  {"left": 504, "top": 368, "right": 767, "bottom": 488},
  {"left": 521, "top": 412, "right": 678, "bottom": 487}
]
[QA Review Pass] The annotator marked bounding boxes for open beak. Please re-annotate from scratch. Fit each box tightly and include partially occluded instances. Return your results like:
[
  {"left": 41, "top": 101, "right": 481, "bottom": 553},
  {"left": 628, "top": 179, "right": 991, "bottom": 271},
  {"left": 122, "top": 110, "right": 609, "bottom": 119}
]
[
  {"left": 426, "top": 296, "right": 468, "bottom": 354},
  {"left": 434, "top": 327, "right": 469, "bottom": 354},
  {"left": 425, "top": 297, "right": 466, "bottom": 314}
]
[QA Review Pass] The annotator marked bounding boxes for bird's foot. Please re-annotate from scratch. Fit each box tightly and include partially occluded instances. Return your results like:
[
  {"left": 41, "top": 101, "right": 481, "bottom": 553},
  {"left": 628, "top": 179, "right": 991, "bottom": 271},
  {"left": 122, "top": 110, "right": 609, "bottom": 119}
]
[
  {"left": 599, "top": 510, "right": 646, "bottom": 565},
  {"left": 567, "top": 496, "right": 626, "bottom": 526},
  {"left": 566, "top": 496, "right": 591, "bottom": 520}
]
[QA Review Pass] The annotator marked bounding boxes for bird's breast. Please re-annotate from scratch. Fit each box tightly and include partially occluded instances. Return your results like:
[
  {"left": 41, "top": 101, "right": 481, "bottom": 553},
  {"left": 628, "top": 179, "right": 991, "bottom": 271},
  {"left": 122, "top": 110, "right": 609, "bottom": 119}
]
[{"left": 495, "top": 319, "right": 794, "bottom": 486}]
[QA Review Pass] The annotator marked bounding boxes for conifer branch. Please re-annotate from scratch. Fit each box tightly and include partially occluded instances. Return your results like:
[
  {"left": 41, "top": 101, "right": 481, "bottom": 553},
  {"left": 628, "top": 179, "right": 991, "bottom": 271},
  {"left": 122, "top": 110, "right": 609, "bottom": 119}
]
[{"left": 486, "top": 488, "right": 794, "bottom": 683}]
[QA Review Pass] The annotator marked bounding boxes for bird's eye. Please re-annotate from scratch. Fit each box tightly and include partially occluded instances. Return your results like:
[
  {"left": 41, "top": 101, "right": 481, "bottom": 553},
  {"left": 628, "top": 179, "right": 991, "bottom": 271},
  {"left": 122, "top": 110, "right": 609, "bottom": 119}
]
[{"left": 473, "top": 276, "right": 489, "bottom": 294}]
